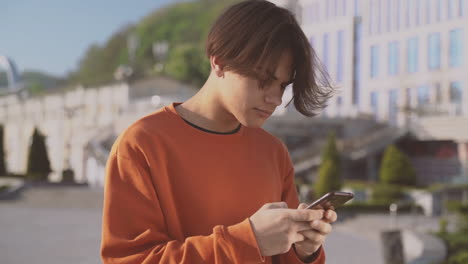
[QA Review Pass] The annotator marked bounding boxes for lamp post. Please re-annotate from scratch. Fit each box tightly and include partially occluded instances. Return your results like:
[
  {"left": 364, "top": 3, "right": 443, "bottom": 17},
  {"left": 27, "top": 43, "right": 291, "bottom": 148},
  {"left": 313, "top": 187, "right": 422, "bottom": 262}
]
[{"left": 152, "top": 41, "right": 169, "bottom": 73}]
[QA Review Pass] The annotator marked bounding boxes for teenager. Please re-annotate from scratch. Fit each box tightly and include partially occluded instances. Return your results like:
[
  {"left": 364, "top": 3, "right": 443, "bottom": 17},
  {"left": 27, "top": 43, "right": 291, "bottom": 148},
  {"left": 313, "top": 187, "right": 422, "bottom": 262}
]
[{"left": 101, "top": 1, "right": 336, "bottom": 263}]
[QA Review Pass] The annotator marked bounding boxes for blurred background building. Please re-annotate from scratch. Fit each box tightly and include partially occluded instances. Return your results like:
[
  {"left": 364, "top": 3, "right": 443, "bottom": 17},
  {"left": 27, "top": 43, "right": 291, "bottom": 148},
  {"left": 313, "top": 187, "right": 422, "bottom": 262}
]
[{"left": 269, "top": 0, "right": 468, "bottom": 185}]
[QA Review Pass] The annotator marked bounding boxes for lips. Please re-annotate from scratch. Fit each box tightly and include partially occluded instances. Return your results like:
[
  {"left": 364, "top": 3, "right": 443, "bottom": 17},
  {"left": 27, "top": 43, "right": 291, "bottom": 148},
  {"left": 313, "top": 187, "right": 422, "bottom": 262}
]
[{"left": 255, "top": 108, "right": 273, "bottom": 116}]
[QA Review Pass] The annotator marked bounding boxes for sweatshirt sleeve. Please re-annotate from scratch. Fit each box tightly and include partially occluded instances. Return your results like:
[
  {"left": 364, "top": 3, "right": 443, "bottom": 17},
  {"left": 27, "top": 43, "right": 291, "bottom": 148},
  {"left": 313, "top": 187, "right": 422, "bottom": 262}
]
[
  {"left": 272, "top": 148, "right": 326, "bottom": 264},
  {"left": 100, "top": 148, "right": 265, "bottom": 264}
]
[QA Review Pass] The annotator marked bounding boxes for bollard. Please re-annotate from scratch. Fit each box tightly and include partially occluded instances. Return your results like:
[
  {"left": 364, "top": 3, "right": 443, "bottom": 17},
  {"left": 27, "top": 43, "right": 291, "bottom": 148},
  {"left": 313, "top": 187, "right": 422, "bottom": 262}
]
[{"left": 380, "top": 230, "right": 405, "bottom": 264}]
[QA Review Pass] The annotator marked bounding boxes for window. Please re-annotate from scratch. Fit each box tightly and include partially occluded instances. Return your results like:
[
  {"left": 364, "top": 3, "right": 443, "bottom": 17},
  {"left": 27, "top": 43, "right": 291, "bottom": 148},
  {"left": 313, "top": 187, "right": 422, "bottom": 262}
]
[
  {"left": 354, "top": 0, "right": 360, "bottom": 16},
  {"left": 450, "top": 82, "right": 463, "bottom": 103},
  {"left": 461, "top": 0, "right": 465, "bottom": 17},
  {"left": 389, "top": 90, "right": 398, "bottom": 125},
  {"left": 371, "top": 45, "right": 380, "bottom": 78},
  {"left": 337, "top": 31, "right": 344, "bottom": 82},
  {"left": 435, "top": 83, "right": 442, "bottom": 103},
  {"left": 449, "top": 29, "right": 463, "bottom": 67},
  {"left": 353, "top": 21, "right": 362, "bottom": 105},
  {"left": 337, "top": 96, "right": 343, "bottom": 106},
  {"left": 417, "top": 85, "right": 430, "bottom": 105},
  {"left": 388, "top": 41, "right": 399, "bottom": 75},
  {"left": 378, "top": 0, "right": 382, "bottom": 33},
  {"left": 406, "top": 0, "right": 411, "bottom": 27},
  {"left": 334, "top": 0, "right": 339, "bottom": 16},
  {"left": 369, "top": 0, "right": 373, "bottom": 34},
  {"left": 416, "top": 0, "right": 421, "bottom": 25},
  {"left": 396, "top": 0, "right": 401, "bottom": 30},
  {"left": 437, "top": 0, "right": 442, "bottom": 21},
  {"left": 387, "top": 0, "right": 392, "bottom": 32},
  {"left": 309, "top": 36, "right": 316, "bottom": 48},
  {"left": 407, "top": 37, "right": 419, "bottom": 73},
  {"left": 406, "top": 88, "right": 412, "bottom": 107},
  {"left": 323, "top": 33, "right": 329, "bottom": 70},
  {"left": 426, "top": 0, "right": 431, "bottom": 24},
  {"left": 342, "top": 0, "right": 347, "bottom": 16},
  {"left": 448, "top": 0, "right": 456, "bottom": 19},
  {"left": 371, "top": 91, "right": 379, "bottom": 118},
  {"left": 449, "top": 81, "right": 463, "bottom": 115},
  {"left": 428, "top": 33, "right": 441, "bottom": 70},
  {"left": 316, "top": 3, "right": 321, "bottom": 22}
]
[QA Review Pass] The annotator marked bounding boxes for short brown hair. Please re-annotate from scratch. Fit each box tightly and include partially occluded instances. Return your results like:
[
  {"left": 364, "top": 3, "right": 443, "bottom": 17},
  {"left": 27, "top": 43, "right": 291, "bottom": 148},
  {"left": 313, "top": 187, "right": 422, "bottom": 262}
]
[{"left": 206, "top": 0, "right": 333, "bottom": 117}]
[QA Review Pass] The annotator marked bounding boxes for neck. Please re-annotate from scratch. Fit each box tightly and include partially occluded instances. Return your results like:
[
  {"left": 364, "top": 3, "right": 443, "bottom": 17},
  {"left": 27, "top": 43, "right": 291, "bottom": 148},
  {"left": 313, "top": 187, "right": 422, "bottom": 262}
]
[{"left": 176, "top": 73, "right": 240, "bottom": 133}]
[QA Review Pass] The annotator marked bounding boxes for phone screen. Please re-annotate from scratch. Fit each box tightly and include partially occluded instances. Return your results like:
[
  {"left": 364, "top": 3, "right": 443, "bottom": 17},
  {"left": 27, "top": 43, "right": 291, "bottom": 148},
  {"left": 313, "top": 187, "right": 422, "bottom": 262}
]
[{"left": 305, "top": 191, "right": 354, "bottom": 210}]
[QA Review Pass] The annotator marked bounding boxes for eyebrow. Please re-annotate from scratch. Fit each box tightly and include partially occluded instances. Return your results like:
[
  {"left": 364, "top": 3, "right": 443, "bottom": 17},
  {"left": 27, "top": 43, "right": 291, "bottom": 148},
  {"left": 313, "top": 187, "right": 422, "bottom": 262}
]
[{"left": 267, "top": 71, "right": 294, "bottom": 85}]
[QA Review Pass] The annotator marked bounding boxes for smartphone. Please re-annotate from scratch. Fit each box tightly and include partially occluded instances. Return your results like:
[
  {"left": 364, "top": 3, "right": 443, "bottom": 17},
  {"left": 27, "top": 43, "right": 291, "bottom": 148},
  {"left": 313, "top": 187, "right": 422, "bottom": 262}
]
[{"left": 305, "top": 191, "right": 354, "bottom": 210}]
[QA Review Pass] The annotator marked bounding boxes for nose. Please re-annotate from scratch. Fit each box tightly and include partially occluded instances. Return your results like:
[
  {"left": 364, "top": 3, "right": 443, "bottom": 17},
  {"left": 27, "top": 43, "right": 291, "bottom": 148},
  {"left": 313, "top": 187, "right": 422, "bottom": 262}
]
[{"left": 264, "top": 88, "right": 283, "bottom": 107}]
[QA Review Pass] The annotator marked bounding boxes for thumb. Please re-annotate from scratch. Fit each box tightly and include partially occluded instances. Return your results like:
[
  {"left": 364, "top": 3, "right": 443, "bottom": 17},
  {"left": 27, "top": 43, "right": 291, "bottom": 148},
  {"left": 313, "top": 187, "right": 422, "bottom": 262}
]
[
  {"left": 297, "top": 203, "right": 308, "bottom": 210},
  {"left": 261, "top": 201, "right": 288, "bottom": 210}
]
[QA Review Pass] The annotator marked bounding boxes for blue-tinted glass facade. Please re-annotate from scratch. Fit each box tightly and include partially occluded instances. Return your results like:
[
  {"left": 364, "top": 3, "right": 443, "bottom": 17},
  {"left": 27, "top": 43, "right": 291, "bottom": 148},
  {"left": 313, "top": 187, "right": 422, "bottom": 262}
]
[
  {"left": 387, "top": 0, "right": 392, "bottom": 32},
  {"left": 407, "top": 37, "right": 419, "bottom": 73},
  {"left": 406, "top": 0, "right": 411, "bottom": 27},
  {"left": 448, "top": 0, "right": 456, "bottom": 19},
  {"left": 449, "top": 29, "right": 463, "bottom": 67},
  {"left": 416, "top": 0, "right": 421, "bottom": 25},
  {"left": 406, "top": 88, "right": 412, "bottom": 107},
  {"left": 337, "top": 30, "right": 344, "bottom": 82},
  {"left": 353, "top": 20, "right": 362, "bottom": 105},
  {"left": 450, "top": 81, "right": 463, "bottom": 115},
  {"left": 388, "top": 41, "right": 399, "bottom": 75},
  {"left": 371, "top": 91, "right": 379, "bottom": 118},
  {"left": 389, "top": 90, "right": 399, "bottom": 125},
  {"left": 437, "top": 0, "right": 442, "bottom": 21},
  {"left": 371, "top": 45, "right": 379, "bottom": 78},
  {"left": 354, "top": 0, "right": 360, "bottom": 16},
  {"left": 461, "top": 0, "right": 465, "bottom": 16},
  {"left": 396, "top": 0, "right": 401, "bottom": 30},
  {"left": 428, "top": 33, "right": 441, "bottom": 70},
  {"left": 323, "top": 33, "right": 329, "bottom": 70},
  {"left": 417, "top": 85, "right": 431, "bottom": 105},
  {"left": 426, "top": 0, "right": 431, "bottom": 24}
]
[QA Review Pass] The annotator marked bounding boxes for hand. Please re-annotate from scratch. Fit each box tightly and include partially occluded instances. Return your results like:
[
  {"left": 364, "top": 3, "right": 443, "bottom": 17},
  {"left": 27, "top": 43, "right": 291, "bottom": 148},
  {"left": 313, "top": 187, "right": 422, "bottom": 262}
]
[
  {"left": 249, "top": 202, "right": 325, "bottom": 257},
  {"left": 293, "top": 203, "right": 337, "bottom": 260}
]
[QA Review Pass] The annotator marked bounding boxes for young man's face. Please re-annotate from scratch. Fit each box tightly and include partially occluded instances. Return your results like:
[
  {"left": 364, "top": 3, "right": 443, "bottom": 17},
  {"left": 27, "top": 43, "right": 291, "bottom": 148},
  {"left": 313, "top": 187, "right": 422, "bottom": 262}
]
[{"left": 220, "top": 51, "right": 294, "bottom": 128}]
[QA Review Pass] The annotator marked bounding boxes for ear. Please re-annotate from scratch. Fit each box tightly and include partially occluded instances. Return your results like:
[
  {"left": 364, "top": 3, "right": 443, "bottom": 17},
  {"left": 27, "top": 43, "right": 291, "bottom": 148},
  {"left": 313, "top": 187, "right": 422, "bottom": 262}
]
[{"left": 210, "top": 56, "right": 224, "bottom": 78}]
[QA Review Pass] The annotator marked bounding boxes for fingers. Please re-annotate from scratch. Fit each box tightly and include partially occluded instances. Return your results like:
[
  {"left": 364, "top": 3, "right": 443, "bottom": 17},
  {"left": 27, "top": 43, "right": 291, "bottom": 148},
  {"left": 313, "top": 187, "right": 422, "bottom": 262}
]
[
  {"left": 310, "top": 220, "right": 333, "bottom": 235},
  {"left": 292, "top": 232, "right": 305, "bottom": 243},
  {"left": 294, "top": 221, "right": 316, "bottom": 232},
  {"left": 288, "top": 209, "right": 324, "bottom": 222},
  {"left": 298, "top": 229, "right": 326, "bottom": 245},
  {"left": 324, "top": 210, "right": 338, "bottom": 223},
  {"left": 297, "top": 203, "right": 308, "bottom": 210}
]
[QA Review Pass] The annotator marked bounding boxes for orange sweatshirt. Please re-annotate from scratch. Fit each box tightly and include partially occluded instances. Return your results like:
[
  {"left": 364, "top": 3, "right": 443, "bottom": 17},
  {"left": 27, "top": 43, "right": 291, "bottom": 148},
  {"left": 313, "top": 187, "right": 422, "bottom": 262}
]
[{"left": 101, "top": 102, "right": 325, "bottom": 264}]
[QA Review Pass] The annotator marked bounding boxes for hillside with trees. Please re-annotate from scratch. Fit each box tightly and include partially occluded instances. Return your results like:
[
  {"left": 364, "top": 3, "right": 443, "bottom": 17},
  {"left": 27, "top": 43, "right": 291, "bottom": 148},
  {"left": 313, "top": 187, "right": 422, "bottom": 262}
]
[{"left": 67, "top": 0, "right": 241, "bottom": 88}]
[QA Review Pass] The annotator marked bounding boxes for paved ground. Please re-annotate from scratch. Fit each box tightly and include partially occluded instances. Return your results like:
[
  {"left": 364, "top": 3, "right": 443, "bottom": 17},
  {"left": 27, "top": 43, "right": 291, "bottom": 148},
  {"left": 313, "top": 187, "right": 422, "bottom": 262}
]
[
  {"left": 0, "top": 186, "right": 104, "bottom": 264},
  {"left": 0, "top": 186, "right": 442, "bottom": 264}
]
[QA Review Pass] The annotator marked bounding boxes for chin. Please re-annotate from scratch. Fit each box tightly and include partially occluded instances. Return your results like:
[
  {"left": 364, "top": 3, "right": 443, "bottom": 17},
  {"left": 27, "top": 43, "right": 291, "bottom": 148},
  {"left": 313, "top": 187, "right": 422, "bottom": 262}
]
[{"left": 240, "top": 118, "right": 266, "bottom": 128}]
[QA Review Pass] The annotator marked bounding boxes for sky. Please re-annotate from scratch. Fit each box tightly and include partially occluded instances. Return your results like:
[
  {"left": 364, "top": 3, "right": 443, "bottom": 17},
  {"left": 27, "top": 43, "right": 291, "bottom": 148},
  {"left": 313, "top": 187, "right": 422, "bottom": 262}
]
[{"left": 0, "top": 0, "right": 184, "bottom": 77}]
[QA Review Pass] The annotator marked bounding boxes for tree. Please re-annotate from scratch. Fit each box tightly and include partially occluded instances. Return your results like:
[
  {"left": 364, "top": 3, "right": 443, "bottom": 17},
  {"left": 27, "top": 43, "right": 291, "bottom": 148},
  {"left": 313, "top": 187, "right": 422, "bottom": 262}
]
[
  {"left": 315, "top": 132, "right": 342, "bottom": 197},
  {"left": 379, "top": 144, "right": 416, "bottom": 186},
  {"left": 26, "top": 128, "right": 52, "bottom": 181},
  {"left": 0, "top": 125, "right": 6, "bottom": 176}
]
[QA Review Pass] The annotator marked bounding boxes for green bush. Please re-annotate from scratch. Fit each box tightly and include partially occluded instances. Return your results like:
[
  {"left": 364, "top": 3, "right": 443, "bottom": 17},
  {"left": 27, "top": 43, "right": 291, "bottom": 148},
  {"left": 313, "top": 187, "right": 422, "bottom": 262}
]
[
  {"left": 0, "top": 185, "right": 9, "bottom": 193},
  {"left": 371, "top": 184, "right": 405, "bottom": 204},
  {"left": 26, "top": 128, "right": 52, "bottom": 181},
  {"left": 379, "top": 144, "right": 416, "bottom": 186},
  {"left": 315, "top": 132, "right": 342, "bottom": 197},
  {"left": 0, "top": 125, "right": 6, "bottom": 176},
  {"left": 448, "top": 251, "right": 468, "bottom": 264},
  {"left": 61, "top": 169, "right": 75, "bottom": 183}
]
